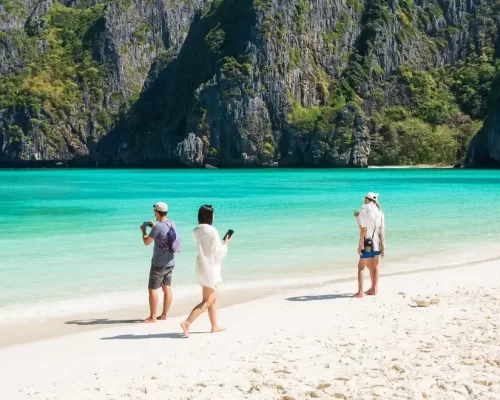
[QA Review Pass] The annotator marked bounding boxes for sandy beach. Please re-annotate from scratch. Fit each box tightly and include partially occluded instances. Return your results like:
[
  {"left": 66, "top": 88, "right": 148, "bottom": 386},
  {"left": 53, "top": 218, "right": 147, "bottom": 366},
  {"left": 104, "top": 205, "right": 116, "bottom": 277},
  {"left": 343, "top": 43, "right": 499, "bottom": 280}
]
[{"left": 1, "top": 260, "right": 499, "bottom": 400}]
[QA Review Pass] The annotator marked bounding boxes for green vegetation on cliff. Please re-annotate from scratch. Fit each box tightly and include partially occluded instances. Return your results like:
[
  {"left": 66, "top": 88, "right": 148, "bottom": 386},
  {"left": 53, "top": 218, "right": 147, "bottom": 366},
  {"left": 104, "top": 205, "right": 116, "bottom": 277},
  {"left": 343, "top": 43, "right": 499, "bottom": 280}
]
[
  {"left": 284, "top": 0, "right": 500, "bottom": 166},
  {"left": 368, "top": 56, "right": 499, "bottom": 166},
  {"left": 1, "top": 3, "right": 107, "bottom": 109},
  {"left": 0, "top": 2, "right": 111, "bottom": 156}
]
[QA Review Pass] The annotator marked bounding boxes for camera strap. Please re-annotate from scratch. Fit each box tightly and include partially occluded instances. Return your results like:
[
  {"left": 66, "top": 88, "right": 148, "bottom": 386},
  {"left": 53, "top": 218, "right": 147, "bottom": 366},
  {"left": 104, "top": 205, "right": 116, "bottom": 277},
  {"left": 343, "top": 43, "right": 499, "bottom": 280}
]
[{"left": 364, "top": 214, "right": 379, "bottom": 242}]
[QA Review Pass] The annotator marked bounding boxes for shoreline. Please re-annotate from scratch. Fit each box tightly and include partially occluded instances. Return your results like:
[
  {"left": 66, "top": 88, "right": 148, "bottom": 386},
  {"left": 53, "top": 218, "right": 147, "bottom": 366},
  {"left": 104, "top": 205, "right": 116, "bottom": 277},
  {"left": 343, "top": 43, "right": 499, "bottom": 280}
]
[
  {"left": 1, "top": 259, "right": 499, "bottom": 399},
  {"left": 0, "top": 285, "right": 279, "bottom": 349},
  {"left": 367, "top": 164, "right": 454, "bottom": 169},
  {"left": 0, "top": 164, "right": 458, "bottom": 170},
  {"left": 2, "top": 251, "right": 499, "bottom": 350}
]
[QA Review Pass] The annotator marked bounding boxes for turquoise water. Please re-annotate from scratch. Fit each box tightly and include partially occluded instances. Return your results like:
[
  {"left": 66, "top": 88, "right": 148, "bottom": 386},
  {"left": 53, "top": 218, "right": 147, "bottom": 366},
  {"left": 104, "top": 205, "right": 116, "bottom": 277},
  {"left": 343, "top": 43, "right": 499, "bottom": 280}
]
[{"left": 1, "top": 169, "right": 500, "bottom": 322}]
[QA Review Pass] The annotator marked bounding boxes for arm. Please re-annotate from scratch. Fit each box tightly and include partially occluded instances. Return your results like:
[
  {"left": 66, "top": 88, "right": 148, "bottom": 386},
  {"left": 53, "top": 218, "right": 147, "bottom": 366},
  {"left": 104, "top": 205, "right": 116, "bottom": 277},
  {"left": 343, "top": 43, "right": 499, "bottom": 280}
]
[
  {"left": 355, "top": 213, "right": 362, "bottom": 230},
  {"left": 213, "top": 229, "right": 228, "bottom": 259},
  {"left": 192, "top": 230, "right": 200, "bottom": 253},
  {"left": 141, "top": 222, "right": 155, "bottom": 246},
  {"left": 380, "top": 214, "right": 386, "bottom": 256},
  {"left": 358, "top": 227, "right": 366, "bottom": 256},
  {"left": 357, "top": 207, "right": 367, "bottom": 255}
]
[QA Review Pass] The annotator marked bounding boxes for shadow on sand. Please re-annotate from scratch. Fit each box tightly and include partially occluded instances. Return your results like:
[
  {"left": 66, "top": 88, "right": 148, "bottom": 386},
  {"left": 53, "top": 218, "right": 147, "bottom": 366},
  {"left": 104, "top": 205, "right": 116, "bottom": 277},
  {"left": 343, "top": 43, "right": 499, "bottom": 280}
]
[
  {"left": 285, "top": 293, "right": 352, "bottom": 302},
  {"left": 100, "top": 332, "right": 204, "bottom": 340},
  {"left": 65, "top": 319, "right": 142, "bottom": 326}
]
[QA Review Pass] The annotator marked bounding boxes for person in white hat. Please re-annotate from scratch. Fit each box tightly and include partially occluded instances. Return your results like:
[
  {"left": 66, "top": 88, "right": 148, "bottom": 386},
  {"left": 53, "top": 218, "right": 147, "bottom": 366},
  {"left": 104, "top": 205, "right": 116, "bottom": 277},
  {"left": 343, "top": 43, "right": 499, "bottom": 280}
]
[
  {"left": 352, "top": 192, "right": 385, "bottom": 298},
  {"left": 140, "top": 201, "right": 178, "bottom": 322}
]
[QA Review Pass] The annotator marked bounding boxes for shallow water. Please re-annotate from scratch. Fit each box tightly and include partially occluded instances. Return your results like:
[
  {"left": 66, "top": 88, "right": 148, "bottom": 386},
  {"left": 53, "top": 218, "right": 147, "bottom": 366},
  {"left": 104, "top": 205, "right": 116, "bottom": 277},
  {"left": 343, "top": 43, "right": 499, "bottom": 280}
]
[{"left": 1, "top": 168, "right": 499, "bottom": 323}]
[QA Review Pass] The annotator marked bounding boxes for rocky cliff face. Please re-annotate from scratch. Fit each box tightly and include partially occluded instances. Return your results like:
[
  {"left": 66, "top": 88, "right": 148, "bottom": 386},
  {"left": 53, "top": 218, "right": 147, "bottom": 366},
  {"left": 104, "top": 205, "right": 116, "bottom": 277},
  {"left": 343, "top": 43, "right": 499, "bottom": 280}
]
[
  {"left": 1, "top": 0, "right": 499, "bottom": 167},
  {"left": 466, "top": 73, "right": 500, "bottom": 167}
]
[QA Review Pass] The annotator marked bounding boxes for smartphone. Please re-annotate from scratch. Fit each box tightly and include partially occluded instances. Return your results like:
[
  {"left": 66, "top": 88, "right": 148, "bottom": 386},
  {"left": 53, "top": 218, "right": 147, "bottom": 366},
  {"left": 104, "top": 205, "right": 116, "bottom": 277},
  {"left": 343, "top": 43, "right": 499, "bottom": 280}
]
[
  {"left": 223, "top": 229, "right": 234, "bottom": 240},
  {"left": 142, "top": 221, "right": 153, "bottom": 228}
]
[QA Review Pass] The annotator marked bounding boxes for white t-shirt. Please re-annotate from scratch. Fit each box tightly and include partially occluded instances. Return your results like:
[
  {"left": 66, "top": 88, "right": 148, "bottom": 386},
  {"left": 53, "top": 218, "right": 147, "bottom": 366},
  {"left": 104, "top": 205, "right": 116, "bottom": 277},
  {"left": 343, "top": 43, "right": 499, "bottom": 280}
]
[{"left": 357, "top": 203, "right": 385, "bottom": 251}]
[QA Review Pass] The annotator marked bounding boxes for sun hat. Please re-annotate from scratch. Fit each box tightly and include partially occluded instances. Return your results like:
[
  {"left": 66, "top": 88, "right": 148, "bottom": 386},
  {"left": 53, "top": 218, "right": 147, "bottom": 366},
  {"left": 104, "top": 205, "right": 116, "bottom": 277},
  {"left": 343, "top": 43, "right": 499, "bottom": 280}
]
[
  {"left": 365, "top": 192, "right": 379, "bottom": 202},
  {"left": 153, "top": 202, "right": 168, "bottom": 212}
]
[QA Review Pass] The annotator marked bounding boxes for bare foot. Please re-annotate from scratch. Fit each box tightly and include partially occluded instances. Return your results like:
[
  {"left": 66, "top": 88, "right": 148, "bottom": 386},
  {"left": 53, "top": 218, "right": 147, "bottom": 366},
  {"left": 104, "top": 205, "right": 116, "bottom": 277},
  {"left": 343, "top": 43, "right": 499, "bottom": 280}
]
[
  {"left": 365, "top": 289, "right": 378, "bottom": 296},
  {"left": 142, "top": 316, "right": 157, "bottom": 323},
  {"left": 352, "top": 292, "right": 364, "bottom": 298},
  {"left": 180, "top": 321, "right": 190, "bottom": 338},
  {"left": 157, "top": 315, "right": 167, "bottom": 321},
  {"left": 211, "top": 326, "right": 226, "bottom": 334}
]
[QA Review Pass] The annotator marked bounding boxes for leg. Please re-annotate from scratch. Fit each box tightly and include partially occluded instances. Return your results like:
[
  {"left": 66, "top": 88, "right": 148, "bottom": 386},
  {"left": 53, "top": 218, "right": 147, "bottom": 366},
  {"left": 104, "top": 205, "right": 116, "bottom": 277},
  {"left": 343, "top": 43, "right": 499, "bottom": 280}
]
[
  {"left": 208, "top": 291, "right": 224, "bottom": 333},
  {"left": 181, "top": 287, "right": 215, "bottom": 337},
  {"left": 158, "top": 286, "right": 172, "bottom": 320},
  {"left": 365, "top": 262, "right": 374, "bottom": 294},
  {"left": 142, "top": 288, "right": 158, "bottom": 323},
  {"left": 353, "top": 259, "right": 366, "bottom": 298},
  {"left": 366, "top": 256, "right": 380, "bottom": 295},
  {"left": 143, "top": 267, "right": 160, "bottom": 323},
  {"left": 158, "top": 268, "right": 173, "bottom": 320}
]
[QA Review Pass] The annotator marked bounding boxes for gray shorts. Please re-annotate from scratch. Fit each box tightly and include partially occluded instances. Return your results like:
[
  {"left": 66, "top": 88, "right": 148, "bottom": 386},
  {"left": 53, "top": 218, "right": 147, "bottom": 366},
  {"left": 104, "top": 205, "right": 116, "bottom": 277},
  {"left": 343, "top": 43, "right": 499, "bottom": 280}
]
[{"left": 148, "top": 266, "right": 173, "bottom": 289}]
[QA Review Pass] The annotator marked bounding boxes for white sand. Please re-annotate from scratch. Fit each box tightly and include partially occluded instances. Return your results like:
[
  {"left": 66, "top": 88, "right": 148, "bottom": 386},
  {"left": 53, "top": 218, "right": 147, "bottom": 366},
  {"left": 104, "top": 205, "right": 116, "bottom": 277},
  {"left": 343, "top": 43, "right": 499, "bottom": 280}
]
[{"left": 1, "top": 260, "right": 499, "bottom": 400}]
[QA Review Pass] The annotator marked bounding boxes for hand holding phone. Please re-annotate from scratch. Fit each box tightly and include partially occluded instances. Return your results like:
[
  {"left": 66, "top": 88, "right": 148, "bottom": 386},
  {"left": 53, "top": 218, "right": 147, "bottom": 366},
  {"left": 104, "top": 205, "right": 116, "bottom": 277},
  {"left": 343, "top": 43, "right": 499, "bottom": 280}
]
[{"left": 223, "top": 229, "right": 234, "bottom": 242}]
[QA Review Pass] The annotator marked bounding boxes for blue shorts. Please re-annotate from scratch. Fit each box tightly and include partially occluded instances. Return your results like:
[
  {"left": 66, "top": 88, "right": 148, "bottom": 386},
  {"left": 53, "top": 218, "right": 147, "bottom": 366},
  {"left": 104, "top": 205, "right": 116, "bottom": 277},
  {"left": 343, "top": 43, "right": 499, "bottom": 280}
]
[{"left": 360, "top": 250, "right": 381, "bottom": 259}]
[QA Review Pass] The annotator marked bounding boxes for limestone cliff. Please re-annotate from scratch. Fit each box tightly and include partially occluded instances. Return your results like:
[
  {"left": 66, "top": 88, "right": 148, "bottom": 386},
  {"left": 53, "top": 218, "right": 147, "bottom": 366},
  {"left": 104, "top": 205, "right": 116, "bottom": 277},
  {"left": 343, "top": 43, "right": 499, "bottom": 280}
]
[
  {"left": 0, "top": 0, "right": 499, "bottom": 167},
  {"left": 466, "top": 73, "right": 500, "bottom": 168}
]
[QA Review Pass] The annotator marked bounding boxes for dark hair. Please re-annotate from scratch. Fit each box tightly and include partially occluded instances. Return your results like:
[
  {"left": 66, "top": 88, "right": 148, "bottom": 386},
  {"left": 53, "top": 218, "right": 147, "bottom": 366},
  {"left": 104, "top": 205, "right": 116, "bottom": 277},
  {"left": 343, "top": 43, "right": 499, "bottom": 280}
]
[
  {"left": 198, "top": 205, "right": 214, "bottom": 225},
  {"left": 156, "top": 211, "right": 167, "bottom": 217}
]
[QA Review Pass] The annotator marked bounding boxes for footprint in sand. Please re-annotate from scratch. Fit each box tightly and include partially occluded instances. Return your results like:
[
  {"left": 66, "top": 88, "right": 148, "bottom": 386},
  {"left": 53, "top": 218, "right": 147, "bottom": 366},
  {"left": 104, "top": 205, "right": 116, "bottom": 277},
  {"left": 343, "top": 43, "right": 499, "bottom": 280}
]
[
  {"left": 275, "top": 369, "right": 292, "bottom": 375},
  {"left": 316, "top": 383, "right": 331, "bottom": 390},
  {"left": 391, "top": 365, "right": 405, "bottom": 373}
]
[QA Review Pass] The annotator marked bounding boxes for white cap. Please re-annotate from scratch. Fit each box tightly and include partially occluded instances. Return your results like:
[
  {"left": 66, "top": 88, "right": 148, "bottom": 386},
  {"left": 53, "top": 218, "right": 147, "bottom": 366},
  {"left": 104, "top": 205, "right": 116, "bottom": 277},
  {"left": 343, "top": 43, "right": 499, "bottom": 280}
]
[
  {"left": 365, "top": 192, "right": 379, "bottom": 202},
  {"left": 153, "top": 202, "right": 168, "bottom": 212}
]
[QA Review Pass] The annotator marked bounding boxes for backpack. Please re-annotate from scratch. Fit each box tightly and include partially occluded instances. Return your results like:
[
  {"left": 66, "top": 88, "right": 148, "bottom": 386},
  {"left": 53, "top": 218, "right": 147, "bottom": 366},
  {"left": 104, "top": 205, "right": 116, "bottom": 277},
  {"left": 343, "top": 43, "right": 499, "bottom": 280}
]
[{"left": 159, "top": 221, "right": 182, "bottom": 253}]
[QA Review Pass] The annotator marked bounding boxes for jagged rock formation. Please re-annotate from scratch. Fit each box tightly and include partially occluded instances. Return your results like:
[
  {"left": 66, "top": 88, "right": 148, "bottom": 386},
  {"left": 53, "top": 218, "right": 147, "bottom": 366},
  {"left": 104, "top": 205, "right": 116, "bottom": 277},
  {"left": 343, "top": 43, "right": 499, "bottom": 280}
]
[
  {"left": 0, "top": 0, "right": 499, "bottom": 167},
  {"left": 466, "top": 73, "right": 500, "bottom": 168}
]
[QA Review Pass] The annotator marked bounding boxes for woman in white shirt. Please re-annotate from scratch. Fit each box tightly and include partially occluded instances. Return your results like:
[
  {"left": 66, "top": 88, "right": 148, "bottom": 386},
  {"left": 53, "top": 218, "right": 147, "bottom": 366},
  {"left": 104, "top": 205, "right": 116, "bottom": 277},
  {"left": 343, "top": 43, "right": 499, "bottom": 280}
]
[
  {"left": 353, "top": 192, "right": 385, "bottom": 298},
  {"left": 181, "top": 205, "right": 231, "bottom": 337}
]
